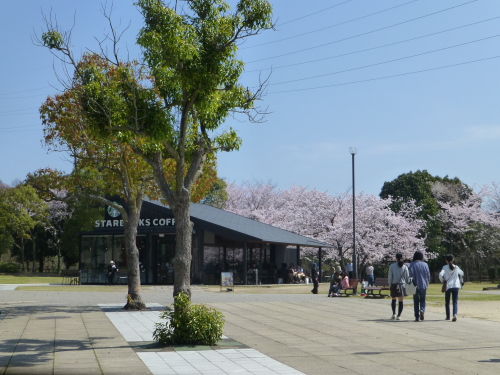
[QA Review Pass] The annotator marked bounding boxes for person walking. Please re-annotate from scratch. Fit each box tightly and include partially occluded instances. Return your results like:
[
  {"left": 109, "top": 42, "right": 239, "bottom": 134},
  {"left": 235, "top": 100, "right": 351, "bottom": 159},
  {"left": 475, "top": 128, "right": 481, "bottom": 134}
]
[
  {"left": 365, "top": 262, "right": 375, "bottom": 286},
  {"left": 311, "top": 263, "right": 319, "bottom": 294},
  {"left": 388, "top": 253, "right": 409, "bottom": 320},
  {"left": 439, "top": 254, "right": 464, "bottom": 322},
  {"left": 409, "top": 250, "right": 431, "bottom": 322}
]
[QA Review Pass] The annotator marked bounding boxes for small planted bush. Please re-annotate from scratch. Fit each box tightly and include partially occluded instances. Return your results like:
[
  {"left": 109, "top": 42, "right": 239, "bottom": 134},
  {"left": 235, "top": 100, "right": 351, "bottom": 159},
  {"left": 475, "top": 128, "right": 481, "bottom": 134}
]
[
  {"left": 153, "top": 292, "right": 224, "bottom": 346},
  {"left": 0, "top": 262, "right": 19, "bottom": 273}
]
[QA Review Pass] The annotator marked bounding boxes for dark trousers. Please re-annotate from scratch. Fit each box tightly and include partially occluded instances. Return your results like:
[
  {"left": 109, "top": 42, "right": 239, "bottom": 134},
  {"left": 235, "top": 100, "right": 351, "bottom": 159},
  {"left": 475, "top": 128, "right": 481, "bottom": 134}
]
[
  {"left": 445, "top": 287, "right": 459, "bottom": 318},
  {"left": 312, "top": 279, "right": 318, "bottom": 294},
  {"left": 413, "top": 288, "right": 427, "bottom": 318},
  {"left": 108, "top": 273, "right": 115, "bottom": 285}
]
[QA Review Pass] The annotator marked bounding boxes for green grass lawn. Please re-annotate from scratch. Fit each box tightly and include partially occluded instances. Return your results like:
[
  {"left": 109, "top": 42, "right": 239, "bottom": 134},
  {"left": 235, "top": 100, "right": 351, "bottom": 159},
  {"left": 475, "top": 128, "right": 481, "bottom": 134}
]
[
  {"left": 423, "top": 282, "right": 500, "bottom": 304},
  {"left": 15, "top": 285, "right": 131, "bottom": 292},
  {"left": 0, "top": 272, "right": 63, "bottom": 284},
  {"left": 205, "top": 281, "right": 500, "bottom": 299},
  {"left": 426, "top": 281, "right": 498, "bottom": 293},
  {"left": 2, "top": 273, "right": 499, "bottom": 299}
]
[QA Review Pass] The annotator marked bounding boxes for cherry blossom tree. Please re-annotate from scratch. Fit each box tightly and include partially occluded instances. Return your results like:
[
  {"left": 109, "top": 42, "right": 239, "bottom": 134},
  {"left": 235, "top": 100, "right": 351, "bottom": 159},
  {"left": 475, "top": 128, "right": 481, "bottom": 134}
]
[
  {"left": 0, "top": 180, "right": 10, "bottom": 190},
  {"left": 225, "top": 181, "right": 427, "bottom": 272},
  {"left": 486, "top": 181, "right": 500, "bottom": 215},
  {"left": 434, "top": 184, "right": 500, "bottom": 278},
  {"left": 436, "top": 185, "right": 497, "bottom": 236},
  {"left": 45, "top": 191, "right": 73, "bottom": 273}
]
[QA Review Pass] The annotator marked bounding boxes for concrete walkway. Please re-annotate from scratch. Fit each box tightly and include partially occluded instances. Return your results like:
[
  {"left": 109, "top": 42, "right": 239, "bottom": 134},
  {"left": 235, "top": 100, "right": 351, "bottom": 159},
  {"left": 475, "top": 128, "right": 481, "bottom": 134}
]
[{"left": 1, "top": 285, "right": 500, "bottom": 374}]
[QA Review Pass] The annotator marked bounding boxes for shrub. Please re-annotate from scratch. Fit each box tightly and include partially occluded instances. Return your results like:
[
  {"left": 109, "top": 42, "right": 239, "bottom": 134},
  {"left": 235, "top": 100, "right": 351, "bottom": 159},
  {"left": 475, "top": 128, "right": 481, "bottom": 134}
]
[
  {"left": 0, "top": 262, "right": 19, "bottom": 273},
  {"left": 488, "top": 267, "right": 497, "bottom": 283},
  {"left": 153, "top": 292, "right": 224, "bottom": 346}
]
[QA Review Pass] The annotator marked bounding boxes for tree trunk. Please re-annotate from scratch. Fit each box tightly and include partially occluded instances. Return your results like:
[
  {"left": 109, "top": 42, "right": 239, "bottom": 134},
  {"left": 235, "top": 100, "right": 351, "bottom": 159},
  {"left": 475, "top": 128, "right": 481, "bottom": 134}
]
[
  {"left": 19, "top": 238, "right": 26, "bottom": 271},
  {"left": 123, "top": 203, "right": 146, "bottom": 310},
  {"left": 57, "top": 246, "right": 61, "bottom": 274},
  {"left": 172, "top": 192, "right": 193, "bottom": 299},
  {"left": 32, "top": 232, "right": 37, "bottom": 273},
  {"left": 39, "top": 255, "right": 44, "bottom": 273}
]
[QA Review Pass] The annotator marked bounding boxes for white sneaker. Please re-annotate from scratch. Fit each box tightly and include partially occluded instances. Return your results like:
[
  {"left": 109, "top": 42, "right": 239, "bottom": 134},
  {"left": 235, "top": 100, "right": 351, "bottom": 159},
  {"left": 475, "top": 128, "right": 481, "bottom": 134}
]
[
  {"left": 391, "top": 314, "right": 396, "bottom": 320},
  {"left": 396, "top": 316, "right": 401, "bottom": 320}
]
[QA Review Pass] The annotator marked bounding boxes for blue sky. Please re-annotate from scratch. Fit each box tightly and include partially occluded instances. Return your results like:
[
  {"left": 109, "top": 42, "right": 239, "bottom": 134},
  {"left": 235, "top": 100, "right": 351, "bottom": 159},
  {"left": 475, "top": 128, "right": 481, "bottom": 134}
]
[{"left": 1, "top": 0, "right": 499, "bottom": 196}]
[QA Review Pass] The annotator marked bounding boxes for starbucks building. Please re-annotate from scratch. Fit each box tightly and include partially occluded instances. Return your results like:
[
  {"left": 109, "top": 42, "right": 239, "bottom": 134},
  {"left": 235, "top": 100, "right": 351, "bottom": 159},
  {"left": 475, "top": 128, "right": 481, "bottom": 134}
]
[{"left": 79, "top": 200, "right": 331, "bottom": 285}]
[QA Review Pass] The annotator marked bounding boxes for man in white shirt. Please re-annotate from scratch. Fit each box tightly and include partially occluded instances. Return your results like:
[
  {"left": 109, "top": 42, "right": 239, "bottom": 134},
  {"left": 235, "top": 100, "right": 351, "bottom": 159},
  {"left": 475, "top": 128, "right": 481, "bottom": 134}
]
[{"left": 346, "top": 261, "right": 353, "bottom": 280}]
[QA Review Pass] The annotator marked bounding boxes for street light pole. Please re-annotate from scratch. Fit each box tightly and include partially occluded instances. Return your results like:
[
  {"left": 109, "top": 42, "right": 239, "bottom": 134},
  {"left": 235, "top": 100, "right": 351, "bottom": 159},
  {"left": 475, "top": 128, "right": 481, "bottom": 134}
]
[{"left": 349, "top": 147, "right": 357, "bottom": 290}]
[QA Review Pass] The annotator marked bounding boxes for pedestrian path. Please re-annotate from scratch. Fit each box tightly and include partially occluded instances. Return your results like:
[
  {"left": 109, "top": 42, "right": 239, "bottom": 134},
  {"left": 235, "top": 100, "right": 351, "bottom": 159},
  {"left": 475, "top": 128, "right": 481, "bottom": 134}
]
[
  {"left": 138, "top": 349, "right": 303, "bottom": 375},
  {"left": 99, "top": 303, "right": 306, "bottom": 375},
  {"left": 0, "top": 283, "right": 54, "bottom": 290}
]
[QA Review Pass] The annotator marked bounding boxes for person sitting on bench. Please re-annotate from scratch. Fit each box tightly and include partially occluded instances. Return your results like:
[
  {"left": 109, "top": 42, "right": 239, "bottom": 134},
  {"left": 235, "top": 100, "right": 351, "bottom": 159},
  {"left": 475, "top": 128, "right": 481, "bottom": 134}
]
[
  {"left": 331, "top": 271, "right": 349, "bottom": 297},
  {"left": 328, "top": 266, "right": 342, "bottom": 297}
]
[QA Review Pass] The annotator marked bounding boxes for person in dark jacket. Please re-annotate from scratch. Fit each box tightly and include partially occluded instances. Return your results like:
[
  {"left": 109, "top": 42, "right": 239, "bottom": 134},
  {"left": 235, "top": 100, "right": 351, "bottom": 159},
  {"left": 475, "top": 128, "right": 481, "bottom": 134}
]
[
  {"left": 328, "top": 266, "right": 342, "bottom": 297},
  {"left": 311, "top": 263, "right": 319, "bottom": 294},
  {"left": 409, "top": 251, "right": 431, "bottom": 322},
  {"left": 107, "top": 261, "right": 118, "bottom": 285},
  {"left": 277, "top": 263, "right": 286, "bottom": 283}
]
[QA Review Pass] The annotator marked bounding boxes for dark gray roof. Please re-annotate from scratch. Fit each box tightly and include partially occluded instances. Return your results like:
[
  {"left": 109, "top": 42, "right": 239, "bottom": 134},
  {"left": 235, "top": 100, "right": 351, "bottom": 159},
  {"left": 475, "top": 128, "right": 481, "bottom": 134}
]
[{"left": 146, "top": 200, "right": 332, "bottom": 248}]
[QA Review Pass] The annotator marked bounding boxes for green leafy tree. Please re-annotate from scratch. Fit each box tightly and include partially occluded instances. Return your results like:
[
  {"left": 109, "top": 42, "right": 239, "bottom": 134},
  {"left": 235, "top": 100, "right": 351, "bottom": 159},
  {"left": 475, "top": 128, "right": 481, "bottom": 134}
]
[
  {"left": 28, "top": 148, "right": 156, "bottom": 310},
  {"left": 0, "top": 185, "right": 48, "bottom": 271},
  {"left": 380, "top": 170, "right": 465, "bottom": 252},
  {"left": 38, "top": 0, "right": 273, "bottom": 298},
  {"left": 59, "top": 198, "right": 103, "bottom": 268},
  {"left": 202, "top": 178, "right": 228, "bottom": 208}
]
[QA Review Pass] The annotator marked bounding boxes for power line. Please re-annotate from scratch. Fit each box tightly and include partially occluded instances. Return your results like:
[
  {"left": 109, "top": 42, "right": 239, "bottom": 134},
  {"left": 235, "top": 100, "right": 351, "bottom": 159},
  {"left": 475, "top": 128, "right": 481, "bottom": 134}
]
[
  {"left": 268, "top": 55, "right": 500, "bottom": 94},
  {"left": 0, "top": 86, "right": 51, "bottom": 96},
  {"left": 0, "top": 124, "right": 41, "bottom": 130},
  {"left": 247, "top": 0, "right": 478, "bottom": 64},
  {"left": 0, "top": 66, "right": 53, "bottom": 78},
  {"left": 268, "top": 34, "right": 500, "bottom": 87},
  {"left": 242, "top": 0, "right": 418, "bottom": 50},
  {"left": 1, "top": 129, "right": 41, "bottom": 133},
  {"left": 277, "top": 0, "right": 354, "bottom": 27},
  {"left": 2, "top": 94, "right": 50, "bottom": 100},
  {"left": 0, "top": 112, "right": 38, "bottom": 117},
  {"left": 0, "top": 107, "right": 39, "bottom": 114},
  {"left": 244, "top": 16, "right": 500, "bottom": 73}
]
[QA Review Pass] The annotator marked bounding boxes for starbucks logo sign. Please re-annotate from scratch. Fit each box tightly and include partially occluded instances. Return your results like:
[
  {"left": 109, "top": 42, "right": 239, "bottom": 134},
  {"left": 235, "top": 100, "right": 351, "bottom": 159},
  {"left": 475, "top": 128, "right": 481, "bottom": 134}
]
[{"left": 107, "top": 205, "right": 121, "bottom": 218}]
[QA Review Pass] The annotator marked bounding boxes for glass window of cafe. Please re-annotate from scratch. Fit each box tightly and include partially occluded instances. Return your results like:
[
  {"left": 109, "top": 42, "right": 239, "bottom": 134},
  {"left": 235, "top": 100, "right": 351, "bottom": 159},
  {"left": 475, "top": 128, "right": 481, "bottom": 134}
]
[{"left": 81, "top": 234, "right": 148, "bottom": 273}]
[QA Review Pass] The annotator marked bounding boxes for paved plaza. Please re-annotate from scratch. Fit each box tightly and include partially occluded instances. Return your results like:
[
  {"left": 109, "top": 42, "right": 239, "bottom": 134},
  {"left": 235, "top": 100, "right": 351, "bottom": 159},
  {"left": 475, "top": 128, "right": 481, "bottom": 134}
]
[{"left": 1, "top": 285, "right": 500, "bottom": 374}]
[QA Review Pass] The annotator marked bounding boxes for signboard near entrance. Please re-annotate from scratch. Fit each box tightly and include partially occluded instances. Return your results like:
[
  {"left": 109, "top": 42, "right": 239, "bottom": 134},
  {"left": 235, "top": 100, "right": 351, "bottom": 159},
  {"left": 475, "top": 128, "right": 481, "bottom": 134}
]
[{"left": 220, "top": 272, "right": 234, "bottom": 292}]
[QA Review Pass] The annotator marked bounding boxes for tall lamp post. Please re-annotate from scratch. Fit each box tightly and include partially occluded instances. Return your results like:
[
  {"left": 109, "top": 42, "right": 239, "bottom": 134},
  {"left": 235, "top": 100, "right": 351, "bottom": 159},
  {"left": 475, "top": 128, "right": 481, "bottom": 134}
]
[{"left": 349, "top": 147, "right": 357, "bottom": 289}]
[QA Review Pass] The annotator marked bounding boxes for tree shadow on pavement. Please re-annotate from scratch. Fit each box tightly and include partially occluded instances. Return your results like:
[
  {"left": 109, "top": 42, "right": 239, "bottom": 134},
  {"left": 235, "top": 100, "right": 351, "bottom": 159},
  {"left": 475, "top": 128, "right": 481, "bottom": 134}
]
[{"left": 0, "top": 337, "right": 134, "bottom": 369}]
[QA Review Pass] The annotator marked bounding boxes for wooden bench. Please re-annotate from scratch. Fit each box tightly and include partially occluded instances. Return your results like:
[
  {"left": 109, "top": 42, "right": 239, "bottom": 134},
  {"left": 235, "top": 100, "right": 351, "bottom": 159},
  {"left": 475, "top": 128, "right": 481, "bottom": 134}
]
[
  {"left": 339, "top": 279, "right": 359, "bottom": 296},
  {"left": 364, "top": 277, "right": 390, "bottom": 298}
]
